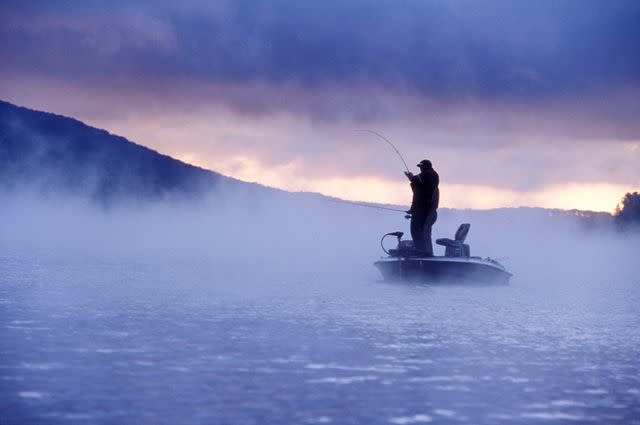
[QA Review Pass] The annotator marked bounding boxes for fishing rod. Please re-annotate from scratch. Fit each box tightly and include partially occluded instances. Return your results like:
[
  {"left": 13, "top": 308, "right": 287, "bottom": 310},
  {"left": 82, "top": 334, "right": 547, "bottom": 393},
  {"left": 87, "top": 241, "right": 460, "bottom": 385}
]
[
  {"left": 355, "top": 129, "right": 411, "bottom": 174},
  {"left": 328, "top": 198, "right": 407, "bottom": 213}
]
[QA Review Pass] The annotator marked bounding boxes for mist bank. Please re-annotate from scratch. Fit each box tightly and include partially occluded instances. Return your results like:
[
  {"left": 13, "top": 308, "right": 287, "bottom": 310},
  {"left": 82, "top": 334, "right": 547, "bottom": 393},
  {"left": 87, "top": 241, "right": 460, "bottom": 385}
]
[{"left": 2, "top": 190, "right": 638, "bottom": 293}]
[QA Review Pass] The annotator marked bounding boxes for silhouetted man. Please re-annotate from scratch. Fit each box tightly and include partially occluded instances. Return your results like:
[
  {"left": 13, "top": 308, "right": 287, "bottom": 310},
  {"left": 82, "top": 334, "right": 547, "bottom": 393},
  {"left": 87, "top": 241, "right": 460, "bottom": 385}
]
[{"left": 405, "top": 159, "right": 439, "bottom": 255}]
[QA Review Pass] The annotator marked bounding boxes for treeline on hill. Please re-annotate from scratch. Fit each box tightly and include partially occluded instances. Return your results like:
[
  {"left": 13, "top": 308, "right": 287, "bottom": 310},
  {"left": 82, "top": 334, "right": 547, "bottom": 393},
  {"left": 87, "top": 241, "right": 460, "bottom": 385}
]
[{"left": 614, "top": 192, "right": 640, "bottom": 231}]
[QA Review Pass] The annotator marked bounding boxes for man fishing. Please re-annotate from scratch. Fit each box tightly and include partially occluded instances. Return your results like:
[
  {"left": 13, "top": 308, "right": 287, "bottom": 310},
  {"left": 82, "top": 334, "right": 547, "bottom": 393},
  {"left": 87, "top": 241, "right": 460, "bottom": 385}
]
[{"left": 405, "top": 159, "right": 439, "bottom": 255}]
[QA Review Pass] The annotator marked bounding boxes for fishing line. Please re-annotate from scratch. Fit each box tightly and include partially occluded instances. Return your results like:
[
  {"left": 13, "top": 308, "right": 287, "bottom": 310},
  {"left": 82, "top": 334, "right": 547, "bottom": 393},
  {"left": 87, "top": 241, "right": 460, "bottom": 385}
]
[{"left": 328, "top": 198, "right": 406, "bottom": 213}]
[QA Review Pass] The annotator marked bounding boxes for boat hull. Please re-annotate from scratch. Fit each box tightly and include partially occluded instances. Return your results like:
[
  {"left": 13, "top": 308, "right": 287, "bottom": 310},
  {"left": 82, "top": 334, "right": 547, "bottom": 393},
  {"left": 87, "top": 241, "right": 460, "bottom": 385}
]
[{"left": 374, "top": 256, "right": 511, "bottom": 285}]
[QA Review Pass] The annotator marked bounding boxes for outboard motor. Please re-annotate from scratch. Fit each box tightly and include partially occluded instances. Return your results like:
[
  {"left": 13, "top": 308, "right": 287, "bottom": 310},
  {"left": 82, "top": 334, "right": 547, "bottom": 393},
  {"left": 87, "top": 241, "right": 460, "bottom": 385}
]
[{"left": 436, "top": 223, "right": 471, "bottom": 257}]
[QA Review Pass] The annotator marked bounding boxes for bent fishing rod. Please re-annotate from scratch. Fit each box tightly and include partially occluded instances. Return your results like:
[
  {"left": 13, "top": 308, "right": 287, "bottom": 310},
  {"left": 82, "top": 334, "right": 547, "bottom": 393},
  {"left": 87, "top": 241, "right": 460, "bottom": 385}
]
[
  {"left": 355, "top": 129, "right": 411, "bottom": 174},
  {"left": 326, "top": 130, "right": 413, "bottom": 215}
]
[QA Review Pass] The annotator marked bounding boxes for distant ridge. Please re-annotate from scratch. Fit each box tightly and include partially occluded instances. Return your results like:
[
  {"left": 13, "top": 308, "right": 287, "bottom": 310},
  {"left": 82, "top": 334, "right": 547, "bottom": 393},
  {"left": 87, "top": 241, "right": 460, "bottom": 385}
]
[{"left": 0, "top": 100, "right": 236, "bottom": 204}]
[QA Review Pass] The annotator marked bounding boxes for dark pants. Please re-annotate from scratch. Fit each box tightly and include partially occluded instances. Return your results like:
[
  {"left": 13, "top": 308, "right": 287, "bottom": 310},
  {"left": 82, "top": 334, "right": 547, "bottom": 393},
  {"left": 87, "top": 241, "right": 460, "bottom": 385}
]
[{"left": 410, "top": 210, "right": 438, "bottom": 254}]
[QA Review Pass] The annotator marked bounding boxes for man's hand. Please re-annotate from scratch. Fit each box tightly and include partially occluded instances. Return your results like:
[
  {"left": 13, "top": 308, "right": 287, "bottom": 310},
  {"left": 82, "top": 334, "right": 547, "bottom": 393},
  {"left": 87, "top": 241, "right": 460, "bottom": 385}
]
[{"left": 404, "top": 171, "right": 414, "bottom": 179}]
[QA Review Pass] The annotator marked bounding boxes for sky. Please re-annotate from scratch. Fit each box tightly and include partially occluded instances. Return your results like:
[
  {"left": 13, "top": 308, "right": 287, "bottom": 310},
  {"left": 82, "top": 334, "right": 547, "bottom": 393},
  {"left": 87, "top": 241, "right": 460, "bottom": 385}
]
[{"left": 1, "top": 0, "right": 639, "bottom": 211}]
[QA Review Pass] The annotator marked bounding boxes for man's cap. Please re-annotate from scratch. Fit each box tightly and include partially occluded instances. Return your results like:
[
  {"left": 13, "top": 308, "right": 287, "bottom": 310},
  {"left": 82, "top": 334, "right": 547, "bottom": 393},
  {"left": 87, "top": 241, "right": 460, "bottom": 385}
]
[{"left": 417, "top": 159, "right": 432, "bottom": 168}]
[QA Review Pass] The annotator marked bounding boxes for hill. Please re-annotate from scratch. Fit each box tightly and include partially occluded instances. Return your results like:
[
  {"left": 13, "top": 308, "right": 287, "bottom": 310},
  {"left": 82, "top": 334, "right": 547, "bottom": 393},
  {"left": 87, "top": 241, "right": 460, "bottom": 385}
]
[{"left": 0, "top": 100, "right": 239, "bottom": 204}]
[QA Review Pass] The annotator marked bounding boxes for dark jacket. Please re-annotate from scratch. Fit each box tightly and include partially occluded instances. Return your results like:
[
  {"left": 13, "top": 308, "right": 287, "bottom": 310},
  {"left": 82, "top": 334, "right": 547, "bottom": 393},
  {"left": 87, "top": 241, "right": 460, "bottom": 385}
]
[{"left": 409, "top": 169, "right": 439, "bottom": 213}]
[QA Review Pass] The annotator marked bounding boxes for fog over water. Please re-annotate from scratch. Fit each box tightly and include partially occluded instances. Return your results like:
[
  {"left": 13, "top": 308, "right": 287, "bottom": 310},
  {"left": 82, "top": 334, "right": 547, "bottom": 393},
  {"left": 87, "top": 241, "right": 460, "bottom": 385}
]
[{"left": 1, "top": 191, "right": 639, "bottom": 424}]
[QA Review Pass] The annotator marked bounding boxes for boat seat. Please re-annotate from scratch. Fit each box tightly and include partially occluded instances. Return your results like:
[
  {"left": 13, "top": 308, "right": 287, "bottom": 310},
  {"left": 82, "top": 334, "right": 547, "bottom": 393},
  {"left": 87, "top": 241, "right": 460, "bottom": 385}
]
[{"left": 436, "top": 223, "right": 471, "bottom": 257}]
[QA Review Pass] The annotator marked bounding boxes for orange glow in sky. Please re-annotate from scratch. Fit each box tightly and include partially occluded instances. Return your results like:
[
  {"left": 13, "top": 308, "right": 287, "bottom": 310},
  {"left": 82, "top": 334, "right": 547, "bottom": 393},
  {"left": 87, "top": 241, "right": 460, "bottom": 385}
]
[{"left": 173, "top": 152, "right": 631, "bottom": 212}]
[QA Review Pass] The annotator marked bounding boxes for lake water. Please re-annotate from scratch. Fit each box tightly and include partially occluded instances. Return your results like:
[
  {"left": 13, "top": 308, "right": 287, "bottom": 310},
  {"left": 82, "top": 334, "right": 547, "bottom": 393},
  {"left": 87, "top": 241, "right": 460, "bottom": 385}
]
[{"left": 2, "top": 250, "right": 639, "bottom": 425}]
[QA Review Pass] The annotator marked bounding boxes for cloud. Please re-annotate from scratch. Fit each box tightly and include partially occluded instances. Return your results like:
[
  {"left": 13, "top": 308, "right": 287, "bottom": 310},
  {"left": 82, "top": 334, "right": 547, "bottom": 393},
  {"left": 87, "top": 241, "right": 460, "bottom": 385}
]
[
  {"left": 1, "top": 1, "right": 639, "bottom": 210},
  {"left": 2, "top": 0, "right": 640, "bottom": 135},
  {"left": 2, "top": 0, "right": 639, "bottom": 99}
]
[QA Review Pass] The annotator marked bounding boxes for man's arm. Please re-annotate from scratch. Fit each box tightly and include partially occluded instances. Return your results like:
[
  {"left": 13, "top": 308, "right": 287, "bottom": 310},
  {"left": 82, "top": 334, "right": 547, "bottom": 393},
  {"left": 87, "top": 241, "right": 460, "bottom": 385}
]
[{"left": 404, "top": 171, "right": 422, "bottom": 183}]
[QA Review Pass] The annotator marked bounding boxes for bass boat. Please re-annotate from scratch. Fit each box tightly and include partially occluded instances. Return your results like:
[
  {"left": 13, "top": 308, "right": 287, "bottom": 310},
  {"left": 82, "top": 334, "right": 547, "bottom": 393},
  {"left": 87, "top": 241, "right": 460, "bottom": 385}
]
[{"left": 374, "top": 223, "right": 512, "bottom": 285}]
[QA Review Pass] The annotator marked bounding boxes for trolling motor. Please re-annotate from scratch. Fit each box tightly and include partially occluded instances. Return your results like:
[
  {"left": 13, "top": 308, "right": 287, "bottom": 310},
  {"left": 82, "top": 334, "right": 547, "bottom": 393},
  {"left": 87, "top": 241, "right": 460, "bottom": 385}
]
[
  {"left": 380, "top": 231, "right": 422, "bottom": 257},
  {"left": 380, "top": 231, "right": 404, "bottom": 255}
]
